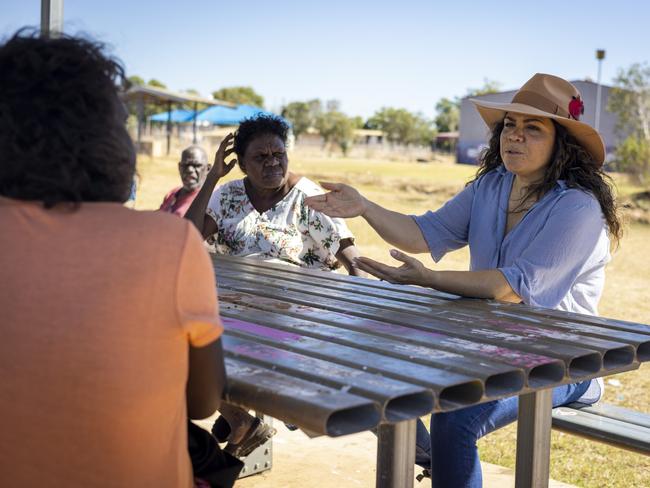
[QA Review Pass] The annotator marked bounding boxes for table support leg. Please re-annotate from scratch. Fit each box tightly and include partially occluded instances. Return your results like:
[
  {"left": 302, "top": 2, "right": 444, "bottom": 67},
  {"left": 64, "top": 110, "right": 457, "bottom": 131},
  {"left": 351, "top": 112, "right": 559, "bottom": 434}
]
[
  {"left": 376, "top": 419, "right": 416, "bottom": 488},
  {"left": 515, "top": 388, "right": 553, "bottom": 488}
]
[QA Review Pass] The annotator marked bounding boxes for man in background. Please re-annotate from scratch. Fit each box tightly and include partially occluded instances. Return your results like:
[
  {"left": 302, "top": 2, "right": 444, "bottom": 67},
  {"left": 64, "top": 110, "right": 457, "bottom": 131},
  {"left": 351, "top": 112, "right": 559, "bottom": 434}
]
[{"left": 160, "top": 145, "right": 211, "bottom": 216}]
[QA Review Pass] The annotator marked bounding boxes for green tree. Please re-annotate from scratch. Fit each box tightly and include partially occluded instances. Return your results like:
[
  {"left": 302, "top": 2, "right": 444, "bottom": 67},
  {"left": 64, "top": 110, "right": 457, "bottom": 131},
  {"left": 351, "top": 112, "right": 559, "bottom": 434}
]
[
  {"left": 147, "top": 78, "right": 167, "bottom": 89},
  {"left": 614, "top": 135, "right": 650, "bottom": 183},
  {"left": 350, "top": 116, "right": 365, "bottom": 129},
  {"left": 315, "top": 110, "right": 355, "bottom": 155},
  {"left": 434, "top": 97, "right": 460, "bottom": 133},
  {"left": 182, "top": 89, "right": 209, "bottom": 111},
  {"left": 466, "top": 78, "right": 502, "bottom": 97},
  {"left": 212, "top": 86, "right": 265, "bottom": 108},
  {"left": 127, "top": 75, "right": 145, "bottom": 87},
  {"left": 608, "top": 63, "right": 650, "bottom": 183},
  {"left": 282, "top": 100, "right": 322, "bottom": 140},
  {"left": 367, "top": 107, "right": 435, "bottom": 146},
  {"left": 124, "top": 76, "right": 170, "bottom": 119}
]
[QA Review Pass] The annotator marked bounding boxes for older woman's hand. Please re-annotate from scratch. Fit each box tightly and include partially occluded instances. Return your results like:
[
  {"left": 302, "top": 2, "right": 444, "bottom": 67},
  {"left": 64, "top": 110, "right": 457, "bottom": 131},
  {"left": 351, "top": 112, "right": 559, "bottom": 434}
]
[
  {"left": 209, "top": 133, "right": 238, "bottom": 180},
  {"left": 353, "top": 250, "right": 432, "bottom": 286},
  {"left": 304, "top": 182, "right": 368, "bottom": 218}
]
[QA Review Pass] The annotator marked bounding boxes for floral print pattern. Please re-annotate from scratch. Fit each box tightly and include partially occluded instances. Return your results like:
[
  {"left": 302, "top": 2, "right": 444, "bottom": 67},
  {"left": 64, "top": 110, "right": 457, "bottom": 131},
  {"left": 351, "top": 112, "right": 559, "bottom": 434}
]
[{"left": 206, "top": 178, "right": 354, "bottom": 270}]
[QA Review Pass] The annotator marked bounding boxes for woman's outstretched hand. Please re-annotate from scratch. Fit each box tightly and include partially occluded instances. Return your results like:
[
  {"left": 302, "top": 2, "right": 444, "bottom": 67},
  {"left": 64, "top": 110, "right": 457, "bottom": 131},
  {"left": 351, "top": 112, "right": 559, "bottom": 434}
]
[
  {"left": 209, "top": 133, "right": 237, "bottom": 180},
  {"left": 353, "top": 250, "right": 431, "bottom": 286},
  {"left": 304, "top": 182, "right": 368, "bottom": 218}
]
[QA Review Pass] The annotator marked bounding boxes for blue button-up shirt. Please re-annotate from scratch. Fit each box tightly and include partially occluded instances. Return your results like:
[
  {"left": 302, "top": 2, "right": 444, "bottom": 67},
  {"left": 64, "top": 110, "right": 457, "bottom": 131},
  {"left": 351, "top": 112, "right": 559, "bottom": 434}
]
[{"left": 413, "top": 165, "right": 610, "bottom": 315}]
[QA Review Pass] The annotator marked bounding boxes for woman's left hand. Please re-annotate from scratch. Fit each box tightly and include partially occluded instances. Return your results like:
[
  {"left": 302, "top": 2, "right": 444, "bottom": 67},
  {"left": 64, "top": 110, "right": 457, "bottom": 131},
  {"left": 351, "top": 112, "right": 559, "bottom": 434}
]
[{"left": 353, "top": 250, "right": 431, "bottom": 286}]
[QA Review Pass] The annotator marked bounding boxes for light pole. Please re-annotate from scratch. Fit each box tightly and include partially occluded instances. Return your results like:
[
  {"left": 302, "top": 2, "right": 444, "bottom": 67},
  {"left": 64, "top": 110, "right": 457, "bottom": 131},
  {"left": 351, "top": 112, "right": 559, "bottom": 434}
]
[
  {"left": 595, "top": 49, "right": 606, "bottom": 132},
  {"left": 41, "top": 0, "right": 64, "bottom": 38}
]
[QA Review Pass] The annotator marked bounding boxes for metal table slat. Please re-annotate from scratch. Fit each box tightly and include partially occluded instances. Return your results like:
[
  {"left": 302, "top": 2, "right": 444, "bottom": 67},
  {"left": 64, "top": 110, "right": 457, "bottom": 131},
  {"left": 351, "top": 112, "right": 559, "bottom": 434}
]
[
  {"left": 215, "top": 265, "right": 639, "bottom": 369},
  {"left": 223, "top": 334, "right": 434, "bottom": 422},
  {"left": 214, "top": 255, "right": 650, "bottom": 338},
  {"left": 218, "top": 288, "right": 567, "bottom": 387},
  {"left": 217, "top": 276, "right": 613, "bottom": 379},
  {"left": 224, "top": 357, "right": 381, "bottom": 436},
  {"left": 222, "top": 315, "right": 484, "bottom": 411},
  {"left": 221, "top": 302, "right": 525, "bottom": 399}
]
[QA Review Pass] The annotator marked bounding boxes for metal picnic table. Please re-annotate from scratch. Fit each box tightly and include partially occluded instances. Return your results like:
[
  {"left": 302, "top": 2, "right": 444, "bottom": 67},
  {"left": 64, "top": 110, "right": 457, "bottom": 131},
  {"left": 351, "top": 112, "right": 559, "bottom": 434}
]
[{"left": 211, "top": 254, "right": 650, "bottom": 488}]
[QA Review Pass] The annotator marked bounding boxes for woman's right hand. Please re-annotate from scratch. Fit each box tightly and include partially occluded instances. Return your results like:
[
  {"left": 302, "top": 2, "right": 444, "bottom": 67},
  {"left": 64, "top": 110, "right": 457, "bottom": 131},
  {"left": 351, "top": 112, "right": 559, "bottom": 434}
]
[
  {"left": 305, "top": 182, "right": 368, "bottom": 218},
  {"left": 209, "top": 133, "right": 237, "bottom": 180}
]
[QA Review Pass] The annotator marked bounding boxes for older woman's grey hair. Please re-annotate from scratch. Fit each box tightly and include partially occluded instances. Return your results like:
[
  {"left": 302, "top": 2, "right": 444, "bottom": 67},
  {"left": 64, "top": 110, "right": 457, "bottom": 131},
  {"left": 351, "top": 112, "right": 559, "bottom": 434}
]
[{"left": 0, "top": 30, "right": 135, "bottom": 207}]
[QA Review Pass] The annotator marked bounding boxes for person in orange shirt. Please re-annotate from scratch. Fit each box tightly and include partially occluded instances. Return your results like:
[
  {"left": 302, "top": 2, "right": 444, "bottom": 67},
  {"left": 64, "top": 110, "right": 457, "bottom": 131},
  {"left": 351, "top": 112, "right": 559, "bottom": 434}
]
[{"left": 0, "top": 30, "right": 236, "bottom": 487}]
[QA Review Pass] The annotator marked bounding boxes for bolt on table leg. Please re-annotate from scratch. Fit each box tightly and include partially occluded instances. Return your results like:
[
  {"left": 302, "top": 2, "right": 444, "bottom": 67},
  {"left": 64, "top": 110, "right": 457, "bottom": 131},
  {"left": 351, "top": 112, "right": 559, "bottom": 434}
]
[
  {"left": 515, "top": 388, "right": 553, "bottom": 488},
  {"left": 376, "top": 419, "right": 417, "bottom": 488}
]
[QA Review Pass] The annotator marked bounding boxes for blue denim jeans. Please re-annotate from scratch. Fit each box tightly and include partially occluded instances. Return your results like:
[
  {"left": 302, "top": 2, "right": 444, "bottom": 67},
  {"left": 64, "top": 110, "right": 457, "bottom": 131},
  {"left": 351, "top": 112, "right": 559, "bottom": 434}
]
[{"left": 416, "top": 380, "right": 591, "bottom": 488}]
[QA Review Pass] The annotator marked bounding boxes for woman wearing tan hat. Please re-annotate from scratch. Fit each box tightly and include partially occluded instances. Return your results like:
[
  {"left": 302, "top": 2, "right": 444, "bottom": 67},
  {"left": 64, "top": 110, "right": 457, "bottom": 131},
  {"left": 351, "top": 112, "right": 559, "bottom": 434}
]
[{"left": 305, "top": 73, "right": 622, "bottom": 487}]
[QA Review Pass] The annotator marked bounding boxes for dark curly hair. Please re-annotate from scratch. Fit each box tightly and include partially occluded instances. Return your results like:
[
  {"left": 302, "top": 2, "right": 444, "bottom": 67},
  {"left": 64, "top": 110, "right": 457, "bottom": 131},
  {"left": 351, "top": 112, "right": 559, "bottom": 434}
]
[
  {"left": 472, "top": 120, "right": 623, "bottom": 247},
  {"left": 0, "top": 30, "right": 135, "bottom": 207},
  {"left": 234, "top": 114, "right": 289, "bottom": 165}
]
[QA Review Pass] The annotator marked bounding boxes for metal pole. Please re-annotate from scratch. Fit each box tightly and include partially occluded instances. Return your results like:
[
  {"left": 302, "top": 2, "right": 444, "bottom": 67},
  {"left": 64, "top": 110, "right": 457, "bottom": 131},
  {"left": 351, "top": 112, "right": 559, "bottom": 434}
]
[
  {"left": 192, "top": 101, "right": 198, "bottom": 144},
  {"left": 595, "top": 49, "right": 606, "bottom": 132},
  {"left": 166, "top": 100, "right": 172, "bottom": 156},
  {"left": 137, "top": 95, "right": 144, "bottom": 148},
  {"left": 515, "top": 389, "right": 553, "bottom": 488},
  {"left": 376, "top": 419, "right": 416, "bottom": 488},
  {"left": 41, "top": 0, "right": 64, "bottom": 38}
]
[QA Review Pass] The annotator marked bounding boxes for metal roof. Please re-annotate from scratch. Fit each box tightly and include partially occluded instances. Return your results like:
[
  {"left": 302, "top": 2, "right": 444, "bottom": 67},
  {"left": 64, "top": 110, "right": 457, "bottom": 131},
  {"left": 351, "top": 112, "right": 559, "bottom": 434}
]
[{"left": 121, "top": 84, "right": 234, "bottom": 107}]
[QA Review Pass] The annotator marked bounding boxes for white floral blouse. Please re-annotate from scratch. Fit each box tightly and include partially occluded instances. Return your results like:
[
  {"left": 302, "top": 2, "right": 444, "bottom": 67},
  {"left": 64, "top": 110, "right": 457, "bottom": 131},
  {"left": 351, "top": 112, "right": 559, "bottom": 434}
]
[{"left": 206, "top": 177, "right": 354, "bottom": 271}]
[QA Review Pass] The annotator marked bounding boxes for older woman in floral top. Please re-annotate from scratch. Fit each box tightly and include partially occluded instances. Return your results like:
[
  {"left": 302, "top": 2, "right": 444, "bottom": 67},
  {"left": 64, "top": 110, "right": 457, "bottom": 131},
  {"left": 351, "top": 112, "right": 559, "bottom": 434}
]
[
  {"left": 185, "top": 114, "right": 362, "bottom": 458},
  {"left": 186, "top": 114, "right": 360, "bottom": 273}
]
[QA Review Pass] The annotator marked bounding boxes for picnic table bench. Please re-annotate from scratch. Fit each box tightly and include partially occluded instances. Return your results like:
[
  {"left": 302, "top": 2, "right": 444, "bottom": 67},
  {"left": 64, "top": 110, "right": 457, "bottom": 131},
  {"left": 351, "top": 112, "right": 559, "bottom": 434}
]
[
  {"left": 212, "top": 255, "right": 650, "bottom": 488},
  {"left": 552, "top": 402, "right": 650, "bottom": 454}
]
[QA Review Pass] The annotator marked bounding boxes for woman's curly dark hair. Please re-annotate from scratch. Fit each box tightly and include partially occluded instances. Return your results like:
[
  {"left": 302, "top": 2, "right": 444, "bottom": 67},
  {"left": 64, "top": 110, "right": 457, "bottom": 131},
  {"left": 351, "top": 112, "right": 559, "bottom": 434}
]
[
  {"left": 0, "top": 30, "right": 135, "bottom": 206},
  {"left": 234, "top": 114, "right": 289, "bottom": 165},
  {"left": 472, "top": 120, "right": 623, "bottom": 247}
]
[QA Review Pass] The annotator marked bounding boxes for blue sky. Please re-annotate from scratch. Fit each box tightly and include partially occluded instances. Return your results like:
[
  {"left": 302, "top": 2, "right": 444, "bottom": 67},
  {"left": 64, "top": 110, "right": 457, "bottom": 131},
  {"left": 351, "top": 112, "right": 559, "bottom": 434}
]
[{"left": 3, "top": 0, "right": 649, "bottom": 118}]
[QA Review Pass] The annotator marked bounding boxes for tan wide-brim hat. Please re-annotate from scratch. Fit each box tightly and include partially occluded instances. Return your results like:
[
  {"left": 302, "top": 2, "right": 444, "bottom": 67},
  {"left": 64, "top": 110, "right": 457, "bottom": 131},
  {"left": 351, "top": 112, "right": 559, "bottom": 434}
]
[{"left": 471, "top": 73, "right": 606, "bottom": 166}]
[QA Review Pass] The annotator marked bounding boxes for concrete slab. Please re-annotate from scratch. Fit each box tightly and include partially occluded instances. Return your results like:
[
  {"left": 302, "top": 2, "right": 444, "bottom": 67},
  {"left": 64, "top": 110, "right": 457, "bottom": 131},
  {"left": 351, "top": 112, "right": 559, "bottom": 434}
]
[{"left": 215, "top": 422, "right": 577, "bottom": 488}]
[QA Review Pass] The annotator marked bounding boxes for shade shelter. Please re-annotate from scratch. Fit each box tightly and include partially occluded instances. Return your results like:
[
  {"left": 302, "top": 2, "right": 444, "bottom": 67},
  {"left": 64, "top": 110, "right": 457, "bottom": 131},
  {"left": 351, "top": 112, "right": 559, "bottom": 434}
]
[
  {"left": 121, "top": 84, "right": 233, "bottom": 154},
  {"left": 197, "top": 104, "right": 269, "bottom": 125},
  {"left": 149, "top": 109, "right": 196, "bottom": 123}
]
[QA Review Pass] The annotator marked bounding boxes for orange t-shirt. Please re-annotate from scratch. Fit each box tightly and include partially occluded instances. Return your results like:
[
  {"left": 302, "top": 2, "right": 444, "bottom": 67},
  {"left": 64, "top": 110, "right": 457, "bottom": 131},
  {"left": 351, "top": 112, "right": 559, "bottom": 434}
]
[{"left": 0, "top": 196, "right": 223, "bottom": 487}]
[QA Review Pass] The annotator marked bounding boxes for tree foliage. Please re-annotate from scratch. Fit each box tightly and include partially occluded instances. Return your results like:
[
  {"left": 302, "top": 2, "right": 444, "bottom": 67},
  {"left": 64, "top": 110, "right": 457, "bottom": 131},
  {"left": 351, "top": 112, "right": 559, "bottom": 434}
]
[
  {"left": 124, "top": 76, "right": 170, "bottom": 120},
  {"left": 615, "top": 135, "right": 650, "bottom": 183},
  {"left": 608, "top": 63, "right": 650, "bottom": 183},
  {"left": 465, "top": 78, "right": 502, "bottom": 97},
  {"left": 432, "top": 79, "right": 501, "bottom": 134},
  {"left": 434, "top": 97, "right": 460, "bottom": 133},
  {"left": 127, "top": 75, "right": 145, "bottom": 87},
  {"left": 367, "top": 107, "right": 435, "bottom": 146},
  {"left": 212, "top": 86, "right": 265, "bottom": 108},
  {"left": 147, "top": 78, "right": 167, "bottom": 89},
  {"left": 609, "top": 63, "right": 650, "bottom": 140},
  {"left": 315, "top": 109, "right": 356, "bottom": 156},
  {"left": 281, "top": 99, "right": 322, "bottom": 140},
  {"left": 181, "top": 88, "right": 210, "bottom": 111}
]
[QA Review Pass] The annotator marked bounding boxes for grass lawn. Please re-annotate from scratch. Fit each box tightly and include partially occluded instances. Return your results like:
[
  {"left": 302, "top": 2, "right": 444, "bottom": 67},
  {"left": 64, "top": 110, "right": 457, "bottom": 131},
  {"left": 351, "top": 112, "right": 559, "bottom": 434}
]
[{"left": 136, "top": 150, "right": 650, "bottom": 488}]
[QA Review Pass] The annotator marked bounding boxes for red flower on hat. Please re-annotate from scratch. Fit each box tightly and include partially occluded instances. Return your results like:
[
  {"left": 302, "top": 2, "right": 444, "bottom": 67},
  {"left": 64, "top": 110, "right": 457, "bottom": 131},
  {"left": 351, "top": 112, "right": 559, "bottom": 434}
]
[{"left": 568, "top": 96, "right": 584, "bottom": 120}]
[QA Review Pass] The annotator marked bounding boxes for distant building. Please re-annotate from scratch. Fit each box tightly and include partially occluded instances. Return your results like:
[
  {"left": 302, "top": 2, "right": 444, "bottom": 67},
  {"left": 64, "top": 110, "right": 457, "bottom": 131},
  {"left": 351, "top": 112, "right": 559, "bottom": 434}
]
[{"left": 457, "top": 80, "right": 621, "bottom": 164}]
